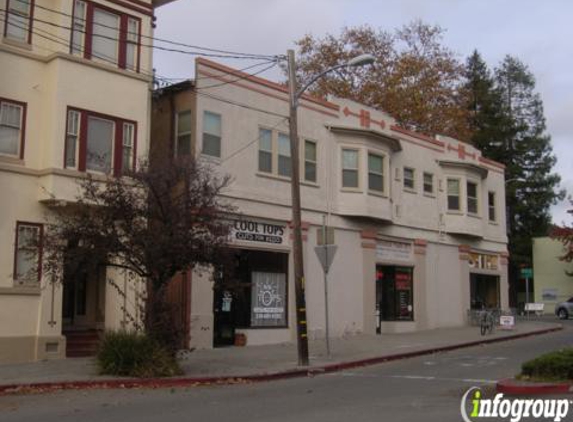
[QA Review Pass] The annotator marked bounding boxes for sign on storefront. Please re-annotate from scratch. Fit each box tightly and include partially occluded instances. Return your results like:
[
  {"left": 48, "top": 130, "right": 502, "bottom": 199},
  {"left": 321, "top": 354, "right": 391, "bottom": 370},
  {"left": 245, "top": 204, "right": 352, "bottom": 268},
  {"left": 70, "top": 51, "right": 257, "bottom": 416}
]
[
  {"left": 468, "top": 252, "right": 499, "bottom": 270},
  {"left": 376, "top": 240, "right": 413, "bottom": 262},
  {"left": 231, "top": 219, "right": 286, "bottom": 245},
  {"left": 251, "top": 272, "right": 286, "bottom": 327},
  {"left": 499, "top": 315, "right": 515, "bottom": 330}
]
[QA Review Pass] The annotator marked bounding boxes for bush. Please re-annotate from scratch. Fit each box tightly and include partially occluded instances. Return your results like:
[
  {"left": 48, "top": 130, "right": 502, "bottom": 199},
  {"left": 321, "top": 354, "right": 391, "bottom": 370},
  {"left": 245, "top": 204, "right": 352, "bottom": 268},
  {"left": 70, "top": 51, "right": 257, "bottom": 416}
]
[
  {"left": 96, "top": 330, "right": 182, "bottom": 378},
  {"left": 520, "top": 348, "right": 573, "bottom": 382}
]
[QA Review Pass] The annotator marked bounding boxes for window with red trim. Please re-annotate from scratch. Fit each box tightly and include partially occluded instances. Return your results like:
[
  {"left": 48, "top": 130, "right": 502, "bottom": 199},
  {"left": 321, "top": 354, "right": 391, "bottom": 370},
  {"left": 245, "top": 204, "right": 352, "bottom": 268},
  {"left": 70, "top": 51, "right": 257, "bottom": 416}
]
[
  {"left": 4, "top": 0, "right": 34, "bottom": 44},
  {"left": 65, "top": 108, "right": 137, "bottom": 176},
  {"left": 13, "top": 222, "right": 43, "bottom": 285},
  {"left": 71, "top": 0, "right": 141, "bottom": 72},
  {"left": 0, "top": 97, "right": 26, "bottom": 159}
]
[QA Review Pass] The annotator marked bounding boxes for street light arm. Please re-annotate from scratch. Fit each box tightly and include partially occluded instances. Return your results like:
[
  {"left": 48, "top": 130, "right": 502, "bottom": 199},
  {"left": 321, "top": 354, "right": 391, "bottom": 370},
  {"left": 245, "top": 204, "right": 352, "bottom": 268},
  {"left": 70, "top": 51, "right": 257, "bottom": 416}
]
[{"left": 294, "top": 63, "right": 347, "bottom": 106}]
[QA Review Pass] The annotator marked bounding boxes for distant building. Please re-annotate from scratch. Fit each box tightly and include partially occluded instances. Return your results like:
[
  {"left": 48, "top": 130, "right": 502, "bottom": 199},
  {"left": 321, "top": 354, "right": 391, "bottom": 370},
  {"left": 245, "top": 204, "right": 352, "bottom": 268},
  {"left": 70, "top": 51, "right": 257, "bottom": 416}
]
[
  {"left": 533, "top": 236, "right": 573, "bottom": 314},
  {"left": 151, "top": 58, "right": 510, "bottom": 350},
  {"left": 0, "top": 0, "right": 175, "bottom": 363}
]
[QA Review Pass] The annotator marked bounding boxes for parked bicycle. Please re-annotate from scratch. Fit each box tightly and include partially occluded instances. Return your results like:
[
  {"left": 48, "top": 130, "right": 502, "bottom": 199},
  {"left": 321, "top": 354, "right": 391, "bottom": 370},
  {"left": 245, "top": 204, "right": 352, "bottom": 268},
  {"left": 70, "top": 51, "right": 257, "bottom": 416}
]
[{"left": 479, "top": 309, "right": 495, "bottom": 336}]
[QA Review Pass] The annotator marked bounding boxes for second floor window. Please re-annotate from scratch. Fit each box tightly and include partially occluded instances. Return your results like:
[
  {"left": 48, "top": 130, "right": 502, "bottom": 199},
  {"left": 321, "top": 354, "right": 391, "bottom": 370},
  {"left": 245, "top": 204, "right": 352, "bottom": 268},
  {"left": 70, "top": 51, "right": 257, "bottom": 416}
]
[
  {"left": 0, "top": 99, "right": 25, "bottom": 159},
  {"left": 202, "top": 111, "right": 221, "bottom": 158},
  {"left": 467, "top": 181, "right": 479, "bottom": 214},
  {"left": 403, "top": 167, "right": 415, "bottom": 191},
  {"left": 71, "top": 0, "right": 141, "bottom": 72},
  {"left": 175, "top": 110, "right": 192, "bottom": 157},
  {"left": 65, "top": 108, "right": 137, "bottom": 176},
  {"left": 368, "top": 153, "right": 384, "bottom": 192},
  {"left": 304, "top": 140, "right": 317, "bottom": 183},
  {"left": 447, "top": 178, "right": 461, "bottom": 211},
  {"left": 488, "top": 191, "right": 496, "bottom": 222},
  {"left": 423, "top": 172, "right": 434, "bottom": 194},
  {"left": 277, "top": 133, "right": 291, "bottom": 177},
  {"left": 4, "top": 0, "right": 33, "bottom": 43},
  {"left": 342, "top": 148, "right": 359, "bottom": 188}
]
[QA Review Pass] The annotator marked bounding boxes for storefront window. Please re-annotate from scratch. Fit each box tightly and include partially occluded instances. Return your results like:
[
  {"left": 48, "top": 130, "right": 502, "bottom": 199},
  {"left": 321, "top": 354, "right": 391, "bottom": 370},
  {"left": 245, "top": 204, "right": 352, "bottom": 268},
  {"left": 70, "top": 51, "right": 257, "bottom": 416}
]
[{"left": 376, "top": 265, "right": 414, "bottom": 321}]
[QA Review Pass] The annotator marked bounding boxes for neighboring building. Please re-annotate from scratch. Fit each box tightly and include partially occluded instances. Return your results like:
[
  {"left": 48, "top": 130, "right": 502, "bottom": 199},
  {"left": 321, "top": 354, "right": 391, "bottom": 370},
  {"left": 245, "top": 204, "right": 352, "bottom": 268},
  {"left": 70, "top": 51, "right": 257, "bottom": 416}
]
[
  {"left": 151, "top": 58, "right": 510, "bottom": 350},
  {"left": 533, "top": 236, "right": 573, "bottom": 314},
  {"left": 0, "top": 0, "right": 175, "bottom": 363}
]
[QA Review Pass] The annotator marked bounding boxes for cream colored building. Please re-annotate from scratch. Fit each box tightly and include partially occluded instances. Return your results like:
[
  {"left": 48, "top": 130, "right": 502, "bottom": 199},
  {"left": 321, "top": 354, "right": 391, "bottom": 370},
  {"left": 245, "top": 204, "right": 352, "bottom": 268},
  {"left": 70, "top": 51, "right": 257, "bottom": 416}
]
[
  {"left": 533, "top": 236, "right": 573, "bottom": 314},
  {"left": 0, "top": 0, "right": 174, "bottom": 363},
  {"left": 152, "top": 58, "right": 510, "bottom": 350}
]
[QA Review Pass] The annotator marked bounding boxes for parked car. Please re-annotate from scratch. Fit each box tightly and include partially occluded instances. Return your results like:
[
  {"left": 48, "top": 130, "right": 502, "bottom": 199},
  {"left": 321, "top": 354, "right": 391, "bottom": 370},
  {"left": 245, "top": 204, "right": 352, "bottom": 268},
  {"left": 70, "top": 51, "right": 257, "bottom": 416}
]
[{"left": 555, "top": 297, "right": 573, "bottom": 319}]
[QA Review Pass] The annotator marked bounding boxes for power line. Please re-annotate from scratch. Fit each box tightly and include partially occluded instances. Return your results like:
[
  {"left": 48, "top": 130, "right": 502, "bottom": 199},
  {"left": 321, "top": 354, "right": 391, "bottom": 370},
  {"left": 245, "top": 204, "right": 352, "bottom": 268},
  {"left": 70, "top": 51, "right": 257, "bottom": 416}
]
[
  {"left": 222, "top": 117, "right": 289, "bottom": 164},
  {"left": 196, "top": 61, "right": 279, "bottom": 90},
  {"left": 10, "top": 0, "right": 281, "bottom": 61}
]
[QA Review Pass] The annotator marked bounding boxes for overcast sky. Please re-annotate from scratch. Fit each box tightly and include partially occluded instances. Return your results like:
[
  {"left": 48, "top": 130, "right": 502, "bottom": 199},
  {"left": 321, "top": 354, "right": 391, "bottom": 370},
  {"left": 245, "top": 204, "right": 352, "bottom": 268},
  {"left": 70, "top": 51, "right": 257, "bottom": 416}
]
[{"left": 154, "top": 0, "right": 572, "bottom": 226}]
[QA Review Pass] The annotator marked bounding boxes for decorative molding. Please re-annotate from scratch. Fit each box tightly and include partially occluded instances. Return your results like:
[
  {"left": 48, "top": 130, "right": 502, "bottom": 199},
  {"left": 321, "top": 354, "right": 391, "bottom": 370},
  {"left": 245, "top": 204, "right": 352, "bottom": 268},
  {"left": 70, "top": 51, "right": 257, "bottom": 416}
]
[
  {"left": 360, "top": 229, "right": 378, "bottom": 240},
  {"left": 0, "top": 286, "right": 41, "bottom": 296}
]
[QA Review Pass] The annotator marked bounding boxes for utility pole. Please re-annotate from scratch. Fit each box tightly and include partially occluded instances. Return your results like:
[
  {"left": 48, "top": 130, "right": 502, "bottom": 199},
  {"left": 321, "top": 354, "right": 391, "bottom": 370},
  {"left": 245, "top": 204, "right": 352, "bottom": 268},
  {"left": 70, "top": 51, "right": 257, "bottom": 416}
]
[
  {"left": 287, "top": 49, "right": 309, "bottom": 366},
  {"left": 322, "top": 215, "right": 331, "bottom": 357}
]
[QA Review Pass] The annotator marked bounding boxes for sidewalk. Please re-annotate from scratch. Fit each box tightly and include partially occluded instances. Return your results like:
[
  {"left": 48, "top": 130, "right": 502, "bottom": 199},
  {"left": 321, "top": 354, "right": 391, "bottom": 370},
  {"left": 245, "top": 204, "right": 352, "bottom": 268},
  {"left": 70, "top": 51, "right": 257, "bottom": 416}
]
[{"left": 0, "top": 321, "right": 562, "bottom": 392}]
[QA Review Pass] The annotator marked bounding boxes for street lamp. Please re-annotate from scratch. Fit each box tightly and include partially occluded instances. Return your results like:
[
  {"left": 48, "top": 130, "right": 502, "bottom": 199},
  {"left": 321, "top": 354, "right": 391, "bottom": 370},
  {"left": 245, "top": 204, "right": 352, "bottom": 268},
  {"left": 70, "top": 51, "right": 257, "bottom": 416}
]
[{"left": 286, "top": 50, "right": 375, "bottom": 366}]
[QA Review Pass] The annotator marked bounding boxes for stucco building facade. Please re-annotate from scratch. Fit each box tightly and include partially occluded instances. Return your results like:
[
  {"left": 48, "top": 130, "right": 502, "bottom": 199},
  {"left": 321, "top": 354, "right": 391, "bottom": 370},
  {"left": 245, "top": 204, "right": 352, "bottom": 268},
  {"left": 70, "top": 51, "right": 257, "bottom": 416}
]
[
  {"left": 152, "top": 58, "right": 510, "bottom": 350},
  {"left": 0, "top": 0, "right": 173, "bottom": 363}
]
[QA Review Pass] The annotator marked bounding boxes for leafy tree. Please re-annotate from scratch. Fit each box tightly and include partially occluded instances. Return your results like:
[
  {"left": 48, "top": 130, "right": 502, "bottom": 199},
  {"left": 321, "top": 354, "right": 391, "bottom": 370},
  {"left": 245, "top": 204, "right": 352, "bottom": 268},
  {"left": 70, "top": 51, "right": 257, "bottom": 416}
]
[
  {"left": 465, "top": 53, "right": 565, "bottom": 305},
  {"left": 294, "top": 21, "right": 470, "bottom": 139},
  {"left": 42, "top": 157, "right": 233, "bottom": 349}
]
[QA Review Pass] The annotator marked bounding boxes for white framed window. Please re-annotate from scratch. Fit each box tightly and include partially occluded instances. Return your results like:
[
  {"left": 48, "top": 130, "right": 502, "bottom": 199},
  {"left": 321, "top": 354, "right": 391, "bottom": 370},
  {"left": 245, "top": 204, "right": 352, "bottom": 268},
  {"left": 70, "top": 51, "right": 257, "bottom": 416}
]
[
  {"left": 277, "top": 133, "right": 291, "bottom": 177},
  {"left": 14, "top": 222, "right": 42, "bottom": 285},
  {"left": 125, "top": 18, "right": 139, "bottom": 71},
  {"left": 258, "top": 128, "right": 273, "bottom": 173},
  {"left": 368, "top": 152, "right": 384, "bottom": 193},
  {"left": 0, "top": 100, "right": 24, "bottom": 158},
  {"left": 342, "top": 148, "right": 359, "bottom": 189},
  {"left": 488, "top": 191, "right": 496, "bottom": 222},
  {"left": 423, "top": 172, "right": 434, "bottom": 195},
  {"left": 447, "top": 178, "right": 461, "bottom": 211},
  {"left": 175, "top": 110, "right": 191, "bottom": 157},
  {"left": 5, "top": 0, "right": 33, "bottom": 43},
  {"left": 65, "top": 110, "right": 80, "bottom": 168},
  {"left": 467, "top": 181, "right": 479, "bottom": 215},
  {"left": 202, "top": 111, "right": 221, "bottom": 158},
  {"left": 403, "top": 167, "right": 415, "bottom": 191},
  {"left": 122, "top": 122, "right": 135, "bottom": 172},
  {"left": 86, "top": 116, "right": 114, "bottom": 173},
  {"left": 304, "top": 140, "right": 317, "bottom": 183}
]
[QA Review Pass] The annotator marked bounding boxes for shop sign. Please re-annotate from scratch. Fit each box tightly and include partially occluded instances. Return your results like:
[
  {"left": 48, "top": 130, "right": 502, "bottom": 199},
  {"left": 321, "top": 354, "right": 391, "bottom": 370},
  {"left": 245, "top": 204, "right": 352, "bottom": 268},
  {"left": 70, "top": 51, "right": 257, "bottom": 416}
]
[
  {"left": 468, "top": 252, "right": 499, "bottom": 270},
  {"left": 251, "top": 272, "right": 286, "bottom": 327},
  {"left": 376, "top": 240, "right": 413, "bottom": 262},
  {"left": 231, "top": 219, "right": 286, "bottom": 245},
  {"left": 499, "top": 315, "right": 515, "bottom": 330}
]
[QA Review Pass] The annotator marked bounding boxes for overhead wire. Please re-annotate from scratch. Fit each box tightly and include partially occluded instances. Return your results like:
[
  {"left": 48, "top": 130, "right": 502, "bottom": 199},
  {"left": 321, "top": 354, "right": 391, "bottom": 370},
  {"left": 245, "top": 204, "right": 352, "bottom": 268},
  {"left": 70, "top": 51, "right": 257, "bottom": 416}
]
[{"left": 10, "top": 0, "right": 281, "bottom": 61}]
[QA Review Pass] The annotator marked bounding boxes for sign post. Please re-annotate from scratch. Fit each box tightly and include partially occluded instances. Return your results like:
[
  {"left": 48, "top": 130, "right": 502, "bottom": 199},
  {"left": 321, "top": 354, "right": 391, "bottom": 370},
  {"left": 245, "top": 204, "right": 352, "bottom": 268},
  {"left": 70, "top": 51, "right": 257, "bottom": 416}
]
[
  {"left": 314, "top": 216, "right": 337, "bottom": 357},
  {"left": 521, "top": 267, "right": 533, "bottom": 320}
]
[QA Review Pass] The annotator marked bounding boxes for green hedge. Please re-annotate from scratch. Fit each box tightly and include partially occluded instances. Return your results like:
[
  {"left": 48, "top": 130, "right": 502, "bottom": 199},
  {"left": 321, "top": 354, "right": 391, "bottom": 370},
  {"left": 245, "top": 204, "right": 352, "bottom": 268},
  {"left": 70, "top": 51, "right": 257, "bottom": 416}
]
[
  {"left": 96, "top": 330, "right": 182, "bottom": 378},
  {"left": 520, "top": 348, "right": 573, "bottom": 381}
]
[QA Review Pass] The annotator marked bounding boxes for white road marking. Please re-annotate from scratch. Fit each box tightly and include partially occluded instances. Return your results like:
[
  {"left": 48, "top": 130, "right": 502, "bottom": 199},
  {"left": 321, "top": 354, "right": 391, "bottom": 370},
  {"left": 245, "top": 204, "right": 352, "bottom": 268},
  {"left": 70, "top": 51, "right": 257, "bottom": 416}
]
[{"left": 326, "top": 372, "right": 497, "bottom": 384}]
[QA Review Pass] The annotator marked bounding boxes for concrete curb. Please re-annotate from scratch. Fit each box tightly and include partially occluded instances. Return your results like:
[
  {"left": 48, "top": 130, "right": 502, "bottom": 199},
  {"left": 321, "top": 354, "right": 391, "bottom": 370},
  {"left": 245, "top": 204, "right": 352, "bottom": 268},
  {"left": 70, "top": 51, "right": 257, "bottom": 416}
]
[
  {"left": 497, "top": 378, "right": 573, "bottom": 396},
  {"left": 0, "top": 325, "right": 562, "bottom": 396}
]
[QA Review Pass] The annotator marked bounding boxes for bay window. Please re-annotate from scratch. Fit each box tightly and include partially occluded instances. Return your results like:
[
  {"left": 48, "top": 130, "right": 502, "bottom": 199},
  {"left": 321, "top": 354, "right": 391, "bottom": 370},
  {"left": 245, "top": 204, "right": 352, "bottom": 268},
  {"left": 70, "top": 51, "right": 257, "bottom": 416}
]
[
  {"left": 202, "top": 111, "right": 222, "bottom": 158},
  {"left": 304, "top": 140, "right": 317, "bottom": 183},
  {"left": 488, "top": 191, "right": 496, "bottom": 222},
  {"left": 4, "top": 0, "right": 33, "bottom": 43},
  {"left": 277, "top": 133, "right": 291, "bottom": 177},
  {"left": 368, "top": 153, "right": 384, "bottom": 193},
  {"left": 14, "top": 222, "right": 43, "bottom": 285},
  {"left": 258, "top": 128, "right": 273, "bottom": 173},
  {"left": 467, "top": 181, "right": 479, "bottom": 214},
  {"left": 175, "top": 110, "right": 192, "bottom": 157},
  {"left": 65, "top": 107, "right": 137, "bottom": 176},
  {"left": 0, "top": 98, "right": 25, "bottom": 159},
  {"left": 71, "top": 0, "right": 141, "bottom": 72},
  {"left": 447, "top": 178, "right": 461, "bottom": 211},
  {"left": 342, "top": 148, "right": 359, "bottom": 188}
]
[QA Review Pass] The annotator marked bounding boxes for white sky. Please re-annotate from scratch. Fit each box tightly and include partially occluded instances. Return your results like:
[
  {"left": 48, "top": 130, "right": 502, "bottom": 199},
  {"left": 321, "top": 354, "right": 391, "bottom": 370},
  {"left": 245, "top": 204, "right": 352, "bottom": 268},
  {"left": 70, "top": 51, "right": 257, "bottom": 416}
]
[{"left": 154, "top": 0, "right": 572, "bottom": 226}]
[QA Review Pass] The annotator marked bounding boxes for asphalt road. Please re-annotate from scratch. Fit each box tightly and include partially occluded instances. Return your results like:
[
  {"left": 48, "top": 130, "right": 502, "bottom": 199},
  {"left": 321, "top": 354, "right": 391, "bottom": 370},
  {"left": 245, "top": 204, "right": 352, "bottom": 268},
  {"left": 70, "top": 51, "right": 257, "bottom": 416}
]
[{"left": 2, "top": 321, "right": 573, "bottom": 422}]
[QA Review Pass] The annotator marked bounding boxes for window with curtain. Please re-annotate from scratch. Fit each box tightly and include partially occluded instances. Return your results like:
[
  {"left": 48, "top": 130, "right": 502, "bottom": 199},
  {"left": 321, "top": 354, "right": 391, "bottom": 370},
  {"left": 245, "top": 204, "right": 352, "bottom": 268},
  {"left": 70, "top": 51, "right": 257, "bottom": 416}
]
[{"left": 202, "top": 111, "right": 221, "bottom": 158}]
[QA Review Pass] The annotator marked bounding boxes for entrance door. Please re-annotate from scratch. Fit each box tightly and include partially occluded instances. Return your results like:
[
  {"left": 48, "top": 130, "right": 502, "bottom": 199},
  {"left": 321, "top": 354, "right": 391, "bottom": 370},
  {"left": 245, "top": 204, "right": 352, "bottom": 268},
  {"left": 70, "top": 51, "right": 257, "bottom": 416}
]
[
  {"left": 62, "top": 273, "right": 89, "bottom": 328},
  {"left": 213, "top": 288, "right": 235, "bottom": 347},
  {"left": 470, "top": 274, "right": 500, "bottom": 309}
]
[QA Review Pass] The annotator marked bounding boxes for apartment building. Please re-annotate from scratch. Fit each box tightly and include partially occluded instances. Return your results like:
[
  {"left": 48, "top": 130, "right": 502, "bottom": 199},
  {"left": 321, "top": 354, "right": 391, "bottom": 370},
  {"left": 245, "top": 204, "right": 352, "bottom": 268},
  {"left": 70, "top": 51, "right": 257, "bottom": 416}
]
[
  {"left": 151, "top": 58, "right": 510, "bottom": 350},
  {"left": 0, "top": 0, "right": 174, "bottom": 363}
]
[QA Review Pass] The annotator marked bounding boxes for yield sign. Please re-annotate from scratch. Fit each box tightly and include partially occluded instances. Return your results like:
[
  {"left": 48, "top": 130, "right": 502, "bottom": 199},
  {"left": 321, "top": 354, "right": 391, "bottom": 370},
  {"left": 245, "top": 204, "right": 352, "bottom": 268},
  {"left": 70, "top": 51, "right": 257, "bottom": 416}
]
[{"left": 314, "top": 245, "right": 338, "bottom": 273}]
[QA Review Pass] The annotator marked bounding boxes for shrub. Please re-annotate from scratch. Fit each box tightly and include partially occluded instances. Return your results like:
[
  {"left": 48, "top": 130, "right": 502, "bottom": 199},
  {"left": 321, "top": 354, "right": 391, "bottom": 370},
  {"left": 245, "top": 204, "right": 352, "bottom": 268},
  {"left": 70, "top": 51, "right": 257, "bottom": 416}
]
[
  {"left": 96, "top": 330, "right": 182, "bottom": 378},
  {"left": 520, "top": 348, "right": 573, "bottom": 382}
]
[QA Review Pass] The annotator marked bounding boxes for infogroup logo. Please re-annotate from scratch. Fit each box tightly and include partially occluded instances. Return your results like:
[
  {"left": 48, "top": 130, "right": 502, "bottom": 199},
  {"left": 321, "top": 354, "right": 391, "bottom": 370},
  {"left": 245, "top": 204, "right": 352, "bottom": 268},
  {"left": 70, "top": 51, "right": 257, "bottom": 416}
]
[{"left": 460, "top": 387, "right": 570, "bottom": 422}]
